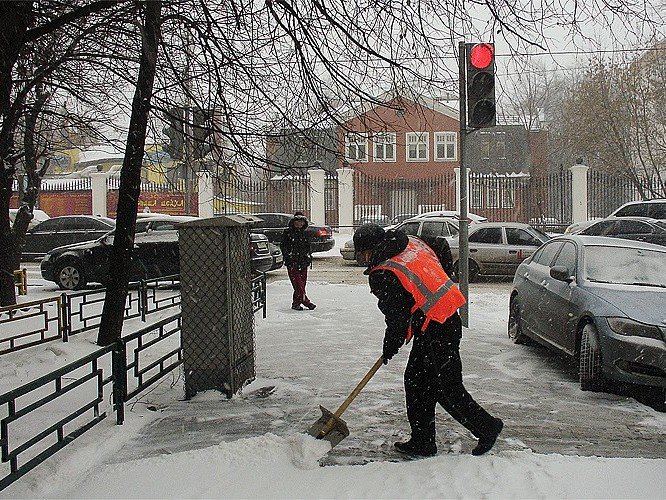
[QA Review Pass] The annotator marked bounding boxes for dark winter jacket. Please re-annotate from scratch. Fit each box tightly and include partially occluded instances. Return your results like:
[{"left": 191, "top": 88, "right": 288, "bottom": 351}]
[
  {"left": 366, "top": 229, "right": 462, "bottom": 359},
  {"left": 280, "top": 215, "right": 312, "bottom": 269}
]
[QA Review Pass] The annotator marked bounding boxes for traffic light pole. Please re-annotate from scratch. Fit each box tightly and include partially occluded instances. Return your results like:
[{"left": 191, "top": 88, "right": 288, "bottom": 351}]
[{"left": 458, "top": 41, "right": 469, "bottom": 328}]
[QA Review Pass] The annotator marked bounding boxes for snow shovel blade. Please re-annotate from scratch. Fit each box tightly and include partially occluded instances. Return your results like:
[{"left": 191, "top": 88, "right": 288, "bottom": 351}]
[{"left": 307, "top": 405, "right": 350, "bottom": 448}]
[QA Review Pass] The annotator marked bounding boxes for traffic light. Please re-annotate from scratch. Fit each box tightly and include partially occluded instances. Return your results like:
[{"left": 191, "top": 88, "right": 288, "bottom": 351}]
[
  {"left": 191, "top": 107, "right": 214, "bottom": 159},
  {"left": 163, "top": 107, "right": 185, "bottom": 160},
  {"left": 465, "top": 43, "right": 496, "bottom": 129}
]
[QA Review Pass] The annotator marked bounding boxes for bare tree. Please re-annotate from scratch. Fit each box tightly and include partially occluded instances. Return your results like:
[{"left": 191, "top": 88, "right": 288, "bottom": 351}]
[{"left": 561, "top": 49, "right": 666, "bottom": 197}]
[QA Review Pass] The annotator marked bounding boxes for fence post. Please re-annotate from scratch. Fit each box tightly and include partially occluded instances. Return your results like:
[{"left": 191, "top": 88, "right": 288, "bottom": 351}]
[
  {"left": 308, "top": 168, "right": 326, "bottom": 226},
  {"left": 90, "top": 172, "right": 108, "bottom": 217},
  {"left": 140, "top": 280, "right": 148, "bottom": 322},
  {"left": 60, "top": 293, "right": 69, "bottom": 343},
  {"left": 197, "top": 170, "right": 214, "bottom": 218},
  {"left": 454, "top": 167, "right": 471, "bottom": 214},
  {"left": 336, "top": 166, "right": 354, "bottom": 234},
  {"left": 570, "top": 163, "right": 589, "bottom": 223},
  {"left": 112, "top": 339, "right": 127, "bottom": 425}
]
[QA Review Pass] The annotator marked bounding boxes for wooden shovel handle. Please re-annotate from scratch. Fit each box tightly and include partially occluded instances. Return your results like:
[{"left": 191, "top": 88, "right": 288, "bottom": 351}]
[{"left": 334, "top": 356, "right": 384, "bottom": 418}]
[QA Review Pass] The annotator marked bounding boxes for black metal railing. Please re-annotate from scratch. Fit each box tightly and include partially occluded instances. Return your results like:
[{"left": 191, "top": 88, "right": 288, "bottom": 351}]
[
  {"left": 0, "top": 297, "right": 62, "bottom": 354},
  {"left": 64, "top": 285, "right": 142, "bottom": 339},
  {"left": 0, "top": 343, "right": 115, "bottom": 490},
  {"left": 251, "top": 273, "right": 266, "bottom": 319},
  {"left": 0, "top": 313, "right": 183, "bottom": 491},
  {"left": 139, "top": 275, "right": 181, "bottom": 321},
  {"left": 121, "top": 314, "right": 183, "bottom": 401}
]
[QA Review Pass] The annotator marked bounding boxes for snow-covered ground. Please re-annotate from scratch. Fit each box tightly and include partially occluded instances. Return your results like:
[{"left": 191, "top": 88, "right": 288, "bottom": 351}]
[{"left": 4, "top": 238, "right": 665, "bottom": 498}]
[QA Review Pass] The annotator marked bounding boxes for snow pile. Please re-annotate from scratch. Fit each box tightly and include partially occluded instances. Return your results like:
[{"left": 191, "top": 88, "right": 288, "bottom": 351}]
[{"left": 47, "top": 435, "right": 665, "bottom": 499}]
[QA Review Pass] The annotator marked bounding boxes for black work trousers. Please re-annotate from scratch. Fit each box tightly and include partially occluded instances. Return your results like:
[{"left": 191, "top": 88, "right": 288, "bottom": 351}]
[{"left": 404, "top": 319, "right": 497, "bottom": 447}]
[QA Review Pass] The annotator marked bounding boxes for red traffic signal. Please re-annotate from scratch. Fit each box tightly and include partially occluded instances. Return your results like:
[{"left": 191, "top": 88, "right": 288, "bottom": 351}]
[
  {"left": 469, "top": 43, "right": 494, "bottom": 69},
  {"left": 465, "top": 42, "right": 496, "bottom": 129}
]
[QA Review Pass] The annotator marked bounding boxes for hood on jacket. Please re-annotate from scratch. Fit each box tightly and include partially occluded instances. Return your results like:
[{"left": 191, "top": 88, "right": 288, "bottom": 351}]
[
  {"left": 366, "top": 229, "right": 409, "bottom": 271},
  {"left": 288, "top": 214, "right": 309, "bottom": 230}
]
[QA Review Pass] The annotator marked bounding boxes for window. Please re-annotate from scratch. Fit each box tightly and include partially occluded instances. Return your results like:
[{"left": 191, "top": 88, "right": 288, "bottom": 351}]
[
  {"left": 399, "top": 221, "right": 420, "bottom": 236},
  {"left": 497, "top": 139, "right": 506, "bottom": 159},
  {"left": 533, "top": 241, "right": 564, "bottom": 266},
  {"left": 446, "top": 221, "right": 459, "bottom": 236},
  {"left": 435, "top": 132, "right": 457, "bottom": 160},
  {"left": 68, "top": 218, "right": 110, "bottom": 230},
  {"left": 612, "top": 220, "right": 653, "bottom": 234},
  {"left": 480, "top": 140, "right": 490, "bottom": 159},
  {"left": 32, "top": 218, "right": 64, "bottom": 232},
  {"left": 469, "top": 227, "right": 502, "bottom": 244},
  {"left": 552, "top": 242, "right": 577, "bottom": 276},
  {"left": 406, "top": 132, "right": 428, "bottom": 161},
  {"left": 420, "top": 221, "right": 446, "bottom": 241},
  {"left": 152, "top": 222, "right": 179, "bottom": 231},
  {"left": 345, "top": 133, "right": 368, "bottom": 162},
  {"left": 471, "top": 184, "right": 483, "bottom": 209},
  {"left": 373, "top": 132, "right": 396, "bottom": 161},
  {"left": 582, "top": 221, "right": 614, "bottom": 236},
  {"left": 614, "top": 203, "right": 647, "bottom": 217},
  {"left": 135, "top": 221, "right": 150, "bottom": 233},
  {"left": 648, "top": 203, "right": 666, "bottom": 219},
  {"left": 495, "top": 132, "right": 506, "bottom": 160},
  {"left": 506, "top": 228, "right": 542, "bottom": 246}
]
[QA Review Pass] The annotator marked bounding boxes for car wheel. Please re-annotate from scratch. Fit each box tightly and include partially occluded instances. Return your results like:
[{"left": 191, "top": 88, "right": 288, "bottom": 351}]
[
  {"left": 56, "top": 260, "right": 87, "bottom": 290},
  {"left": 508, "top": 296, "right": 529, "bottom": 344},
  {"left": 452, "top": 259, "right": 480, "bottom": 282},
  {"left": 579, "top": 323, "right": 604, "bottom": 392}
]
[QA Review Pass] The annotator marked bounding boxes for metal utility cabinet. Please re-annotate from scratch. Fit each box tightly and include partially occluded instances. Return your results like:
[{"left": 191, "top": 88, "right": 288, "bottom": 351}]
[{"left": 178, "top": 214, "right": 259, "bottom": 398}]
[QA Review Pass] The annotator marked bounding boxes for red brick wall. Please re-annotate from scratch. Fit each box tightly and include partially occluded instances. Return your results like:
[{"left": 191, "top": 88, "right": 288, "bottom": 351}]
[{"left": 340, "top": 97, "right": 460, "bottom": 180}]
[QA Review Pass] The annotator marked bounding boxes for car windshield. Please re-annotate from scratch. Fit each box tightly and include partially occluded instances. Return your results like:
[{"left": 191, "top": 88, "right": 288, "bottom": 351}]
[{"left": 585, "top": 245, "right": 666, "bottom": 287}]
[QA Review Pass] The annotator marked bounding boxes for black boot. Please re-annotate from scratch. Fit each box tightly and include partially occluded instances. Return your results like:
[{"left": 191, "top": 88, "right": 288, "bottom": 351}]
[
  {"left": 472, "top": 418, "right": 503, "bottom": 456},
  {"left": 394, "top": 439, "right": 437, "bottom": 457},
  {"left": 291, "top": 304, "right": 304, "bottom": 311},
  {"left": 305, "top": 303, "right": 316, "bottom": 310}
]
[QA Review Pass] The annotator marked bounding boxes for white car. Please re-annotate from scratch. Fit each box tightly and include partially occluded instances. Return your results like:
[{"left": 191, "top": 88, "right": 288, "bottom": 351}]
[
  {"left": 565, "top": 199, "right": 666, "bottom": 234},
  {"left": 9, "top": 208, "right": 50, "bottom": 229},
  {"left": 412, "top": 210, "right": 488, "bottom": 223}
]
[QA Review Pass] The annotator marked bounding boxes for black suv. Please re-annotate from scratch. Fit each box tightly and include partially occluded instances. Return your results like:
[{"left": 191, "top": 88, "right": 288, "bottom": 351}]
[
  {"left": 247, "top": 212, "right": 335, "bottom": 253},
  {"left": 41, "top": 216, "right": 273, "bottom": 290}
]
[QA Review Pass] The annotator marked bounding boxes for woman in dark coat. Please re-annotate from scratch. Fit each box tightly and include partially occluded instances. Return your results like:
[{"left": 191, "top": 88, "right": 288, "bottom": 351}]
[{"left": 280, "top": 213, "right": 316, "bottom": 310}]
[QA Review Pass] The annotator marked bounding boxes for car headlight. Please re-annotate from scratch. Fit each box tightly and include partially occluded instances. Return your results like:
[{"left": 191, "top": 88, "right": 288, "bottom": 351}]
[
  {"left": 41, "top": 253, "right": 52, "bottom": 263},
  {"left": 606, "top": 317, "right": 663, "bottom": 340}
]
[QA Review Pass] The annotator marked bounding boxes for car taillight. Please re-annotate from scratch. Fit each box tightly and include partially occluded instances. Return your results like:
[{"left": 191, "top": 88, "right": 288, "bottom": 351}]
[{"left": 317, "top": 229, "right": 330, "bottom": 237}]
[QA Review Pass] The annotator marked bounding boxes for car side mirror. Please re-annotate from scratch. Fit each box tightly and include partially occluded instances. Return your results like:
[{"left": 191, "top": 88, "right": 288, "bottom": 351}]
[{"left": 550, "top": 265, "right": 573, "bottom": 283}]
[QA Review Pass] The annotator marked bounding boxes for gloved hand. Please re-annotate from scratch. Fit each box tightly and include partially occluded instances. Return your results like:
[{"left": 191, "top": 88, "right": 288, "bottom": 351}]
[{"left": 382, "top": 336, "right": 403, "bottom": 365}]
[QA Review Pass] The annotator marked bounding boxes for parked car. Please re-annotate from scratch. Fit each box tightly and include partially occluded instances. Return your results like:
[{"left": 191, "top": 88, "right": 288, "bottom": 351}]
[
  {"left": 9, "top": 208, "right": 50, "bottom": 229},
  {"left": 245, "top": 212, "right": 335, "bottom": 253},
  {"left": 341, "top": 216, "right": 461, "bottom": 261},
  {"left": 267, "top": 242, "right": 284, "bottom": 271},
  {"left": 23, "top": 215, "right": 116, "bottom": 260},
  {"left": 565, "top": 199, "right": 666, "bottom": 234},
  {"left": 41, "top": 217, "right": 273, "bottom": 290},
  {"left": 412, "top": 210, "right": 488, "bottom": 223},
  {"left": 390, "top": 213, "right": 419, "bottom": 225},
  {"left": 446, "top": 222, "right": 550, "bottom": 280},
  {"left": 356, "top": 215, "right": 391, "bottom": 227},
  {"left": 577, "top": 217, "right": 666, "bottom": 246},
  {"left": 509, "top": 235, "right": 666, "bottom": 396}
]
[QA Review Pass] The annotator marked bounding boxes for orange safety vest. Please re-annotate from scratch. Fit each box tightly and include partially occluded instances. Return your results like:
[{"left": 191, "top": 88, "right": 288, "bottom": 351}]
[{"left": 373, "top": 236, "right": 466, "bottom": 342}]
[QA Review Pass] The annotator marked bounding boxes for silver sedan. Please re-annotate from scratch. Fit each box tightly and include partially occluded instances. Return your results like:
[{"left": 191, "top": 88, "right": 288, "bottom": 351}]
[{"left": 447, "top": 222, "right": 550, "bottom": 280}]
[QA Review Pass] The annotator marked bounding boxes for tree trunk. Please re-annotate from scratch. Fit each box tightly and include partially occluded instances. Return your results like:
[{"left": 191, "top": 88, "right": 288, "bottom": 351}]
[
  {"left": 97, "top": 1, "right": 161, "bottom": 346},
  {"left": 0, "top": 1, "right": 33, "bottom": 307}
]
